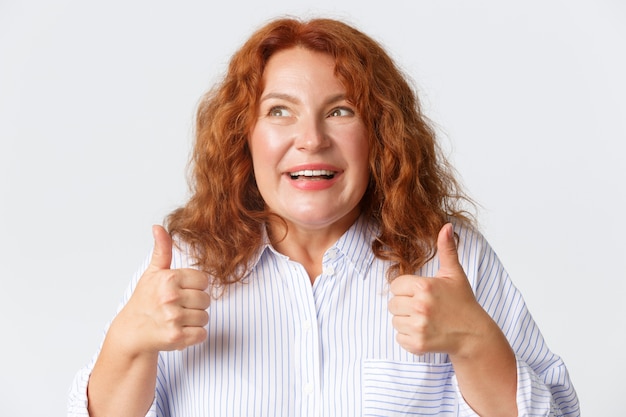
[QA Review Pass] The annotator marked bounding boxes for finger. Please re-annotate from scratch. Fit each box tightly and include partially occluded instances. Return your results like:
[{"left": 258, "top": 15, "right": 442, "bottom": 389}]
[
  {"left": 436, "top": 223, "right": 462, "bottom": 276},
  {"left": 179, "top": 326, "right": 208, "bottom": 349},
  {"left": 389, "top": 290, "right": 434, "bottom": 316},
  {"left": 149, "top": 225, "right": 173, "bottom": 271},
  {"left": 163, "top": 321, "right": 209, "bottom": 351},
  {"left": 392, "top": 314, "right": 427, "bottom": 336},
  {"left": 395, "top": 332, "right": 428, "bottom": 356},
  {"left": 388, "top": 294, "right": 419, "bottom": 316},
  {"left": 387, "top": 295, "right": 405, "bottom": 316},
  {"left": 390, "top": 274, "right": 436, "bottom": 297},
  {"left": 179, "top": 288, "right": 212, "bottom": 310},
  {"left": 175, "top": 311, "right": 209, "bottom": 349},
  {"left": 390, "top": 274, "right": 419, "bottom": 296},
  {"left": 180, "top": 308, "right": 210, "bottom": 328},
  {"left": 177, "top": 269, "right": 210, "bottom": 291}
]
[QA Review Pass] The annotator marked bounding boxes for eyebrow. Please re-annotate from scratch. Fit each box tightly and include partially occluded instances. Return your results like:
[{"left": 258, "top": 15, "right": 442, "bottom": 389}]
[{"left": 259, "top": 92, "right": 348, "bottom": 106}]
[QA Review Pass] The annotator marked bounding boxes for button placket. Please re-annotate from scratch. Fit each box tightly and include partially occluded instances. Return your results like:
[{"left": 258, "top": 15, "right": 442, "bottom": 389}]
[{"left": 285, "top": 259, "right": 322, "bottom": 416}]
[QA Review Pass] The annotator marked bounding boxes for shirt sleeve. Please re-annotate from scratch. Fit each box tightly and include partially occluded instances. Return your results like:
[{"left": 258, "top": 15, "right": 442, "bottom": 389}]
[
  {"left": 451, "top": 356, "right": 576, "bottom": 416},
  {"left": 66, "top": 255, "right": 158, "bottom": 417},
  {"left": 67, "top": 356, "right": 158, "bottom": 417},
  {"left": 453, "top": 225, "right": 580, "bottom": 416},
  {"left": 66, "top": 360, "right": 91, "bottom": 417}
]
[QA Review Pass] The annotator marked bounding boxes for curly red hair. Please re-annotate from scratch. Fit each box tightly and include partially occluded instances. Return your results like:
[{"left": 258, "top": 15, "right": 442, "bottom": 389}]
[{"left": 167, "top": 17, "right": 473, "bottom": 286}]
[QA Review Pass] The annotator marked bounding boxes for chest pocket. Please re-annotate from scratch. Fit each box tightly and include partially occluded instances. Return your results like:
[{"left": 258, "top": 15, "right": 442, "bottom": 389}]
[{"left": 362, "top": 359, "right": 459, "bottom": 416}]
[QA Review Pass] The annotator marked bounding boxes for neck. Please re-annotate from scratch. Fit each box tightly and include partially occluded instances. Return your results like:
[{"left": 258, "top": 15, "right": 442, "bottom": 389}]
[{"left": 267, "top": 211, "right": 359, "bottom": 283}]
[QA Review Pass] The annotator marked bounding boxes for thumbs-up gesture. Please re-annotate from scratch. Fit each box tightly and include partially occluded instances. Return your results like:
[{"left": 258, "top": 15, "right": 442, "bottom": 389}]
[
  {"left": 388, "top": 223, "right": 491, "bottom": 357},
  {"left": 111, "top": 225, "right": 212, "bottom": 356}
]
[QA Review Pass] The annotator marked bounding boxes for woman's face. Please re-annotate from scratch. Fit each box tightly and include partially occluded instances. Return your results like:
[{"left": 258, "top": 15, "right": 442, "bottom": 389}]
[{"left": 249, "top": 47, "right": 370, "bottom": 234}]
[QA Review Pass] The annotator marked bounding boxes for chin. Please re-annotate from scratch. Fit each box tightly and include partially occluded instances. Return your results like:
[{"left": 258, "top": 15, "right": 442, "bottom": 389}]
[{"left": 287, "top": 207, "right": 359, "bottom": 229}]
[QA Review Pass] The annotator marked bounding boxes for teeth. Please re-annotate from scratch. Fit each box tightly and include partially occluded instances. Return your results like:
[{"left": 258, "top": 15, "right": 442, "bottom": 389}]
[
  {"left": 289, "top": 169, "right": 335, "bottom": 179},
  {"left": 290, "top": 169, "right": 334, "bottom": 177}
]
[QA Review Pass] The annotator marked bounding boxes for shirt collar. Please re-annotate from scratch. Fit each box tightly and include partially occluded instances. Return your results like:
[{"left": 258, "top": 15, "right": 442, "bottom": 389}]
[
  {"left": 248, "top": 215, "right": 378, "bottom": 278},
  {"left": 330, "top": 214, "right": 377, "bottom": 276}
]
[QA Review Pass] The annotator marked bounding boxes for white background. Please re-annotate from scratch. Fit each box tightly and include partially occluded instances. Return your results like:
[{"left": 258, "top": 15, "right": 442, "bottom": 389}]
[{"left": 1, "top": 0, "right": 624, "bottom": 415}]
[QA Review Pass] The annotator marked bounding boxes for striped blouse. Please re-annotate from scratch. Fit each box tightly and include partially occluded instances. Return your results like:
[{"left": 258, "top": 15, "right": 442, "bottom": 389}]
[{"left": 68, "top": 216, "right": 579, "bottom": 416}]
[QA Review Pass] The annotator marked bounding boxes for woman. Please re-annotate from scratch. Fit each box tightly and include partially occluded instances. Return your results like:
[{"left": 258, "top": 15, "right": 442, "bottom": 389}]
[{"left": 68, "top": 17, "right": 579, "bottom": 417}]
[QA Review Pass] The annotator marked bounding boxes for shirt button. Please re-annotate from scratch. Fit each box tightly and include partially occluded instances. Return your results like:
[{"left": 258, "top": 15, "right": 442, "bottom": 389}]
[
  {"left": 303, "top": 320, "right": 312, "bottom": 332},
  {"left": 303, "top": 383, "right": 314, "bottom": 395},
  {"left": 323, "top": 265, "right": 335, "bottom": 276}
]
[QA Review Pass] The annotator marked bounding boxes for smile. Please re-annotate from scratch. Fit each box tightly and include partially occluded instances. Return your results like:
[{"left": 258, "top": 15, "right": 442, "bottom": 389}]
[{"left": 289, "top": 169, "right": 336, "bottom": 180}]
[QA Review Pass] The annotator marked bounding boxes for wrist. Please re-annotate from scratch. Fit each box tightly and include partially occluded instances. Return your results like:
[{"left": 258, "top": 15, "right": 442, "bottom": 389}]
[
  {"left": 450, "top": 308, "right": 512, "bottom": 363},
  {"left": 107, "top": 312, "right": 160, "bottom": 360}
]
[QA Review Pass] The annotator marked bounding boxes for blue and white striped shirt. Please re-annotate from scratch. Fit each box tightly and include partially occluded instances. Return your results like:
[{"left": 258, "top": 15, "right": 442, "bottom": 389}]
[{"left": 68, "top": 216, "right": 579, "bottom": 416}]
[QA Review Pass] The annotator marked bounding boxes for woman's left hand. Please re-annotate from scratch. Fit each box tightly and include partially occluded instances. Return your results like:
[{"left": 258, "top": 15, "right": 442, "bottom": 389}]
[
  {"left": 389, "top": 223, "right": 518, "bottom": 415},
  {"left": 388, "top": 223, "right": 492, "bottom": 358}
]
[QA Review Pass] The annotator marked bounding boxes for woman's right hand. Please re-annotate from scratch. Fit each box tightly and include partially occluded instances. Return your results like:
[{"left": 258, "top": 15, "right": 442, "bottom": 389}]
[
  {"left": 110, "top": 225, "right": 211, "bottom": 356},
  {"left": 88, "top": 225, "right": 210, "bottom": 417}
]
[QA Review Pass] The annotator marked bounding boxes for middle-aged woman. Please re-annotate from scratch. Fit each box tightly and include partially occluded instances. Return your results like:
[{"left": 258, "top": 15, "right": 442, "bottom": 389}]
[{"left": 69, "top": 17, "right": 579, "bottom": 417}]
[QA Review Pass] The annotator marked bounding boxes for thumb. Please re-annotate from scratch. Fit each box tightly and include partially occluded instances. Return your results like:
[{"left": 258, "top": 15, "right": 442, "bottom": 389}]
[
  {"left": 436, "top": 223, "right": 462, "bottom": 277},
  {"left": 149, "top": 225, "right": 173, "bottom": 270}
]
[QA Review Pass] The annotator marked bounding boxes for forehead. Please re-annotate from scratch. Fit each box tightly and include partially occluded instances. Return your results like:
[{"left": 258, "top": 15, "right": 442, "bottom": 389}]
[{"left": 261, "top": 47, "right": 341, "bottom": 90}]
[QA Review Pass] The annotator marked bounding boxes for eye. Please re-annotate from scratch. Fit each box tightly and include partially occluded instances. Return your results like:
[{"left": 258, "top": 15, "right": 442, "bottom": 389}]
[
  {"left": 268, "top": 106, "right": 292, "bottom": 117},
  {"left": 328, "top": 107, "right": 354, "bottom": 117}
]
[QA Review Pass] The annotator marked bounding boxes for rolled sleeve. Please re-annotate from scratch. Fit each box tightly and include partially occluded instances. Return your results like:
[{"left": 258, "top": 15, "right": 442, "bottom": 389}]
[
  {"left": 452, "top": 357, "right": 578, "bottom": 417},
  {"left": 67, "top": 365, "right": 91, "bottom": 417},
  {"left": 66, "top": 362, "right": 158, "bottom": 417}
]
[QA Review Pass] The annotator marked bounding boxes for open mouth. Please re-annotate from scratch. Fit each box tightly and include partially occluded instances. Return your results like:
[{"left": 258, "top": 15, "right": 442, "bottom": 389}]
[{"left": 289, "top": 169, "right": 336, "bottom": 180}]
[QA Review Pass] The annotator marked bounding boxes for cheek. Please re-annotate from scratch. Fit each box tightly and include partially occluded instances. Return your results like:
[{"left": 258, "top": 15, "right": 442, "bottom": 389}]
[
  {"left": 249, "top": 124, "right": 289, "bottom": 165},
  {"left": 249, "top": 125, "right": 288, "bottom": 194},
  {"left": 249, "top": 127, "right": 271, "bottom": 173},
  {"left": 347, "top": 130, "right": 370, "bottom": 176},
  {"left": 355, "top": 142, "right": 372, "bottom": 192}
]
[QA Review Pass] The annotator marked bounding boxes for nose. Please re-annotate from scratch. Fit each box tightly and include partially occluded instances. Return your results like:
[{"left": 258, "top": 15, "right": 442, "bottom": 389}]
[{"left": 294, "top": 117, "right": 329, "bottom": 152}]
